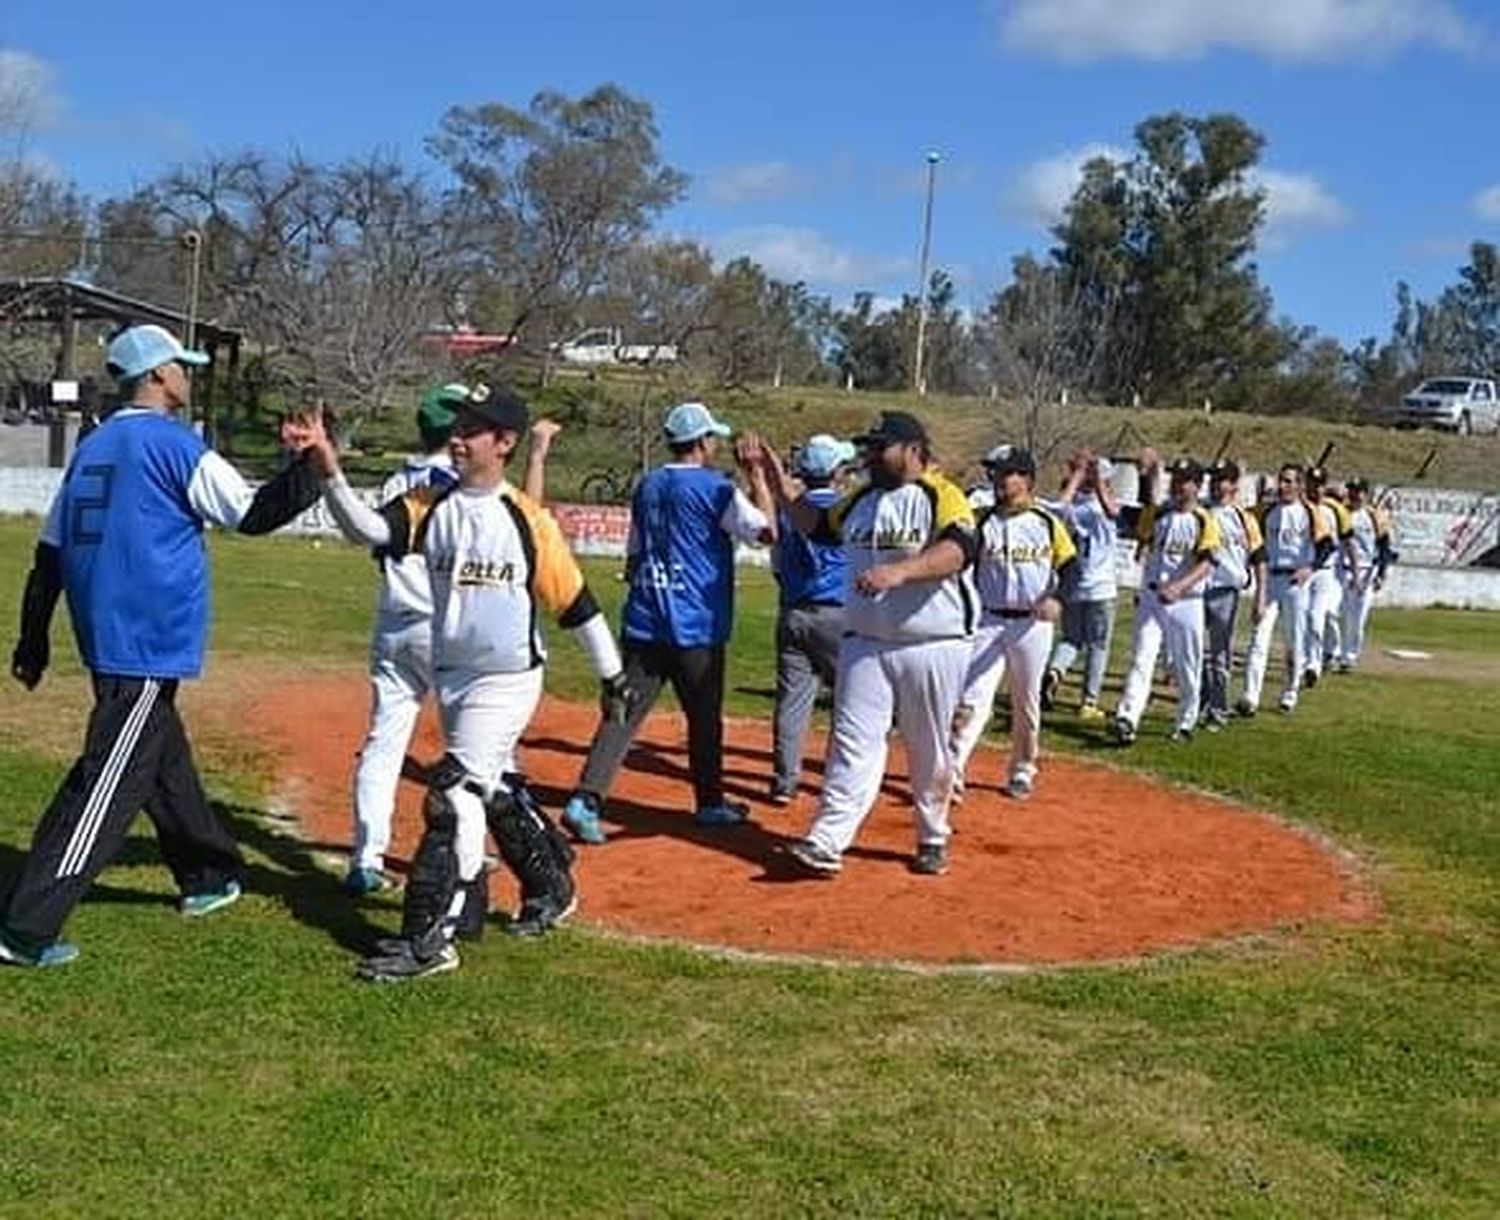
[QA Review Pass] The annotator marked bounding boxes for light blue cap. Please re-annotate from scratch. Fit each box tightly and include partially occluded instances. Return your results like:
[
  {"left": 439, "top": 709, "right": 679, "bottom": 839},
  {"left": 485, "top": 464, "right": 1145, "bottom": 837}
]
[
  {"left": 106, "top": 324, "right": 209, "bottom": 379},
  {"left": 663, "top": 401, "right": 731, "bottom": 444},
  {"left": 796, "top": 434, "right": 857, "bottom": 477}
]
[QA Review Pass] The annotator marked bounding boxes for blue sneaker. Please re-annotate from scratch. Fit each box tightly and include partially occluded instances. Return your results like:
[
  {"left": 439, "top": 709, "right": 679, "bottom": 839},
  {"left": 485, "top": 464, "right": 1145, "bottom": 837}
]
[
  {"left": 180, "top": 880, "right": 243, "bottom": 918},
  {"left": 561, "top": 793, "right": 606, "bottom": 845},
  {"left": 694, "top": 800, "right": 749, "bottom": 827},
  {"left": 0, "top": 928, "right": 79, "bottom": 968},
  {"left": 344, "top": 867, "right": 394, "bottom": 897}
]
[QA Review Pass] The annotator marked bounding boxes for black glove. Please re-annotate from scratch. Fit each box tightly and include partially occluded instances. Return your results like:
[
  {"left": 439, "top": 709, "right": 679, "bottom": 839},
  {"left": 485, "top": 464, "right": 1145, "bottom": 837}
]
[
  {"left": 600, "top": 672, "right": 638, "bottom": 725},
  {"left": 11, "top": 635, "right": 47, "bottom": 691}
]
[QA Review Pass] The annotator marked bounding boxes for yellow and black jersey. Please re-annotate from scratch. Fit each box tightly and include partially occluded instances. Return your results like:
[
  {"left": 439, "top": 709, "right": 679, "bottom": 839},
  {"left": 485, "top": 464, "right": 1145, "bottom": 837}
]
[
  {"left": 1136, "top": 502, "right": 1220, "bottom": 592},
  {"left": 1311, "top": 498, "right": 1353, "bottom": 569},
  {"left": 1208, "top": 502, "right": 1266, "bottom": 591},
  {"left": 973, "top": 499, "right": 1077, "bottom": 612},
  {"left": 825, "top": 470, "right": 976, "bottom": 642},
  {"left": 1345, "top": 504, "right": 1392, "bottom": 574},
  {"left": 1258, "top": 498, "right": 1330, "bottom": 573},
  {"left": 380, "top": 481, "right": 596, "bottom": 674}
]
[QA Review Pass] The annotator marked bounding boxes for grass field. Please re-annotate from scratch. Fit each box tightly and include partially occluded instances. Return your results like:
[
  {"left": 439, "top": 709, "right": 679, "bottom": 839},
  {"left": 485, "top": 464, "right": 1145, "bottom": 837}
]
[{"left": 0, "top": 517, "right": 1497, "bottom": 1218}]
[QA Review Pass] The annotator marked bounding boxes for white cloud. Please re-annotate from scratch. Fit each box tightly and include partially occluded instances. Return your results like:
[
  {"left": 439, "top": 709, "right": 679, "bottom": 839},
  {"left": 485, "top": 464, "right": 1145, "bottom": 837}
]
[
  {"left": 0, "top": 48, "right": 64, "bottom": 132},
  {"left": 1472, "top": 185, "right": 1500, "bottom": 220},
  {"left": 995, "top": 0, "right": 1479, "bottom": 62},
  {"left": 1252, "top": 169, "right": 1350, "bottom": 247},
  {"left": 703, "top": 161, "right": 806, "bottom": 206},
  {"left": 711, "top": 225, "right": 908, "bottom": 285},
  {"left": 1002, "top": 143, "right": 1127, "bottom": 226}
]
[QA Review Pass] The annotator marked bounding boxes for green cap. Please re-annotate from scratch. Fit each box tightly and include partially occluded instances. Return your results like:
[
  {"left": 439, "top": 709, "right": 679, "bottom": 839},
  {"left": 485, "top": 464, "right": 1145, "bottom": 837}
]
[{"left": 417, "top": 382, "right": 469, "bottom": 435}]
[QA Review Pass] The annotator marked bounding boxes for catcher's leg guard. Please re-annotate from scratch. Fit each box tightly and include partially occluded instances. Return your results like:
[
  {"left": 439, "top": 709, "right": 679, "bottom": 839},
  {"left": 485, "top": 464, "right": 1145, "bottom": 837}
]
[
  {"left": 456, "top": 867, "right": 489, "bottom": 942},
  {"left": 486, "top": 775, "right": 576, "bottom": 937},
  {"left": 399, "top": 755, "right": 474, "bottom": 957}
]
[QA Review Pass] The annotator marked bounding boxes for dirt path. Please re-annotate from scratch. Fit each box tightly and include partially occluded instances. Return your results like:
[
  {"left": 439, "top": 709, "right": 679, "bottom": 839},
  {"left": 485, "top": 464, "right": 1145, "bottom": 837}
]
[{"left": 202, "top": 668, "right": 1374, "bottom": 968}]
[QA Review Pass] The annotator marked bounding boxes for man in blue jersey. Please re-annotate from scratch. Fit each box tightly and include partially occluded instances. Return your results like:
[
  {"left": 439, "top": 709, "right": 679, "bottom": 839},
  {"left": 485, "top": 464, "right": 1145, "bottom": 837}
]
[
  {"left": 769, "top": 434, "right": 854, "bottom": 805},
  {"left": 561, "top": 402, "right": 775, "bottom": 842},
  {"left": 2, "top": 324, "right": 325, "bottom": 968}
]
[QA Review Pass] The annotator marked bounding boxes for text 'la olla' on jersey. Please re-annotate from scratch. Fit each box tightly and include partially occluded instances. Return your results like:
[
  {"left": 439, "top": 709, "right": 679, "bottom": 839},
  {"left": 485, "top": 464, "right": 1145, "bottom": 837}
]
[
  {"left": 377, "top": 480, "right": 595, "bottom": 676},
  {"left": 823, "top": 470, "right": 977, "bottom": 643},
  {"left": 973, "top": 498, "right": 1077, "bottom": 612},
  {"left": 1136, "top": 501, "right": 1221, "bottom": 592}
]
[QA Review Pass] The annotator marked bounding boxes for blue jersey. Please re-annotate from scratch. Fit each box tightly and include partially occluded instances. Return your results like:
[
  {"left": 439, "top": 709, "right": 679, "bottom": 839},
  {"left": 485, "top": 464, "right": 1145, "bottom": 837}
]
[
  {"left": 621, "top": 465, "right": 766, "bottom": 648},
  {"left": 775, "top": 486, "right": 846, "bottom": 609},
  {"left": 42, "top": 411, "right": 235, "bottom": 679}
]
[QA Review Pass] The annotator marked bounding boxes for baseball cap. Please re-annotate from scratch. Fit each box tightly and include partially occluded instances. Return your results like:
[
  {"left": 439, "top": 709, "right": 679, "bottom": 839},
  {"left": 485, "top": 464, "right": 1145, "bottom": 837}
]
[
  {"left": 981, "top": 444, "right": 1035, "bottom": 477},
  {"left": 796, "top": 434, "right": 857, "bottom": 477},
  {"left": 1167, "top": 456, "right": 1204, "bottom": 483},
  {"left": 663, "top": 401, "right": 731, "bottom": 444},
  {"left": 417, "top": 382, "right": 469, "bottom": 434},
  {"left": 853, "top": 410, "right": 929, "bottom": 448},
  {"left": 1345, "top": 475, "right": 1369, "bottom": 492},
  {"left": 1306, "top": 465, "right": 1328, "bottom": 488},
  {"left": 1208, "top": 457, "right": 1240, "bottom": 482},
  {"left": 455, "top": 383, "right": 529, "bottom": 433},
  {"left": 106, "top": 324, "right": 209, "bottom": 379}
]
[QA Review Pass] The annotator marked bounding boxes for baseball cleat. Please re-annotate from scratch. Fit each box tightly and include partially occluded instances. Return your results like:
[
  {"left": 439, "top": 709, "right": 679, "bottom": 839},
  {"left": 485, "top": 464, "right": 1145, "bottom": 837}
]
[
  {"left": 561, "top": 792, "right": 607, "bottom": 845},
  {"left": 1234, "top": 698, "right": 1257, "bottom": 718},
  {"left": 785, "top": 839, "right": 842, "bottom": 876},
  {"left": 344, "top": 867, "right": 396, "bottom": 897},
  {"left": 1040, "top": 668, "right": 1061, "bottom": 711},
  {"left": 1278, "top": 692, "right": 1297, "bottom": 714},
  {"left": 695, "top": 800, "right": 749, "bottom": 827},
  {"left": 911, "top": 844, "right": 949, "bottom": 876},
  {"left": 355, "top": 940, "right": 459, "bottom": 983},
  {"left": 1168, "top": 727, "right": 1194, "bottom": 744},
  {"left": 1112, "top": 716, "right": 1137, "bottom": 746},
  {"left": 1301, "top": 668, "right": 1320, "bottom": 690},
  {"left": 180, "top": 879, "right": 242, "bottom": 918},
  {"left": 505, "top": 889, "right": 578, "bottom": 938},
  {"left": 0, "top": 928, "right": 79, "bottom": 968},
  {"left": 1002, "top": 775, "right": 1034, "bottom": 801},
  {"left": 1078, "top": 702, "right": 1106, "bottom": 724}
]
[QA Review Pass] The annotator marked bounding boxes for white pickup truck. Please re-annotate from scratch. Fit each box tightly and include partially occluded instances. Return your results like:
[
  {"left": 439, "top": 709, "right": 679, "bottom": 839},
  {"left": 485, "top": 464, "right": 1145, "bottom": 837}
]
[
  {"left": 553, "top": 327, "right": 679, "bottom": 367},
  {"left": 1389, "top": 376, "right": 1500, "bottom": 435}
]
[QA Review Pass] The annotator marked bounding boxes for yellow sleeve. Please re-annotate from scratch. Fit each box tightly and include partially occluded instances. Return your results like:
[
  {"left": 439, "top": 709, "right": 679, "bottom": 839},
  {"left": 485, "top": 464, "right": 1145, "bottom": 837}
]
[
  {"left": 1135, "top": 502, "right": 1159, "bottom": 546},
  {"left": 397, "top": 485, "right": 443, "bottom": 553},
  {"left": 509, "top": 490, "right": 585, "bottom": 615},
  {"left": 1374, "top": 506, "right": 1392, "bottom": 539},
  {"left": 1308, "top": 500, "right": 1330, "bottom": 543},
  {"left": 1194, "top": 507, "right": 1221, "bottom": 558},
  {"left": 926, "top": 472, "right": 976, "bottom": 532},
  {"left": 1332, "top": 500, "right": 1354, "bottom": 539},
  {"left": 1242, "top": 506, "right": 1265, "bottom": 552},
  {"left": 1047, "top": 509, "right": 1078, "bottom": 568}
]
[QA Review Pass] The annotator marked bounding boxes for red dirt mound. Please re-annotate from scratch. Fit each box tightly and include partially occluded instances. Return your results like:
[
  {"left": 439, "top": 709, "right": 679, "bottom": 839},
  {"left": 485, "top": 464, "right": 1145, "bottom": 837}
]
[{"left": 215, "top": 671, "right": 1373, "bottom": 967}]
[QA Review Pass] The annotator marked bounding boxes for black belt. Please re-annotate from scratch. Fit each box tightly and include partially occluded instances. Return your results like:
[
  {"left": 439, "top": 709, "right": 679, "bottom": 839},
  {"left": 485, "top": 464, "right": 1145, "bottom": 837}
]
[
  {"left": 984, "top": 606, "right": 1033, "bottom": 620},
  {"left": 1270, "top": 566, "right": 1296, "bottom": 575}
]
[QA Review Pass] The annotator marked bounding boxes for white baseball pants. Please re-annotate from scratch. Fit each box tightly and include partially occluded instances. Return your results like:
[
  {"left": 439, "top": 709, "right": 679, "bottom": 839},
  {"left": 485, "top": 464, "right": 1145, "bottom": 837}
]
[
  {"left": 1340, "top": 574, "right": 1375, "bottom": 666},
  {"left": 1243, "top": 576, "right": 1309, "bottom": 710},
  {"left": 951, "top": 616, "right": 1055, "bottom": 790},
  {"left": 352, "top": 620, "right": 434, "bottom": 872},
  {"left": 1116, "top": 591, "right": 1204, "bottom": 734},
  {"left": 1303, "top": 568, "right": 1341, "bottom": 677},
  {"left": 806, "top": 635, "right": 970, "bottom": 857},
  {"left": 435, "top": 668, "right": 545, "bottom": 882}
]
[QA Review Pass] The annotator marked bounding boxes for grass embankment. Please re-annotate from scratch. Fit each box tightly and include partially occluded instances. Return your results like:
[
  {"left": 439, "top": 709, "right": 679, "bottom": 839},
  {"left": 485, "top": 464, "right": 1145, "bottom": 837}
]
[{"left": 0, "top": 519, "right": 1496, "bottom": 1217}]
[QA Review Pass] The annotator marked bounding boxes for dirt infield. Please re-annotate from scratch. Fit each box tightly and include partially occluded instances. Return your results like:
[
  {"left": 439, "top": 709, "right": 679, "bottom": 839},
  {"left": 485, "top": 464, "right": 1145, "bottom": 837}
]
[{"left": 214, "top": 670, "right": 1373, "bottom": 968}]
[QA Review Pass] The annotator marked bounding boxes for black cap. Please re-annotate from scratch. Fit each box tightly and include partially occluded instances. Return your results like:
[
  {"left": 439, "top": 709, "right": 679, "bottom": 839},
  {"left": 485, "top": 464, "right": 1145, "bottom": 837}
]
[
  {"left": 457, "top": 383, "right": 529, "bottom": 433},
  {"left": 1306, "top": 465, "right": 1328, "bottom": 488},
  {"left": 853, "top": 410, "right": 929, "bottom": 448},
  {"left": 982, "top": 443, "right": 1035, "bottom": 476},
  {"left": 1208, "top": 457, "right": 1240, "bottom": 482},
  {"left": 1167, "top": 456, "right": 1204, "bottom": 483},
  {"left": 1345, "top": 475, "right": 1369, "bottom": 492}
]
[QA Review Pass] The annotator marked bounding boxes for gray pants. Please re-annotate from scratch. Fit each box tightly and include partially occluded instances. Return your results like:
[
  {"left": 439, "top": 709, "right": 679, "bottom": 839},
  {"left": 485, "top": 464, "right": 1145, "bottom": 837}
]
[
  {"left": 1202, "top": 587, "right": 1240, "bottom": 719},
  {"left": 772, "top": 603, "right": 844, "bottom": 796},
  {"left": 1049, "top": 597, "right": 1115, "bottom": 704}
]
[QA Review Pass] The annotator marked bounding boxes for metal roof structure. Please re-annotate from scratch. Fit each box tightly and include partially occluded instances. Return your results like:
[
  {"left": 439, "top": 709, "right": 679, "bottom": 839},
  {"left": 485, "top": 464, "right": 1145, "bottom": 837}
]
[{"left": 0, "top": 277, "right": 242, "bottom": 357}]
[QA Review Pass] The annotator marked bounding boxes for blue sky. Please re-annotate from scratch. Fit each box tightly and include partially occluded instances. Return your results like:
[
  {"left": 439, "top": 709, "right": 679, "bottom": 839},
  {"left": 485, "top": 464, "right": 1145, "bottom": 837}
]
[{"left": 4, "top": 0, "right": 1499, "bottom": 344}]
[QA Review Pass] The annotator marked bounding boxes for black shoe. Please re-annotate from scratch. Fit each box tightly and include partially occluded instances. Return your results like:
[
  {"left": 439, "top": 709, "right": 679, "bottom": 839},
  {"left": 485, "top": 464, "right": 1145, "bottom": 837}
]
[
  {"left": 1234, "top": 698, "right": 1256, "bottom": 719},
  {"left": 1040, "top": 668, "right": 1061, "bottom": 712},
  {"left": 505, "top": 888, "right": 578, "bottom": 938},
  {"left": 912, "top": 844, "right": 949, "bottom": 876},
  {"left": 1302, "top": 668, "right": 1319, "bottom": 690},
  {"left": 355, "top": 940, "right": 459, "bottom": 983},
  {"left": 1112, "top": 716, "right": 1137, "bottom": 746}
]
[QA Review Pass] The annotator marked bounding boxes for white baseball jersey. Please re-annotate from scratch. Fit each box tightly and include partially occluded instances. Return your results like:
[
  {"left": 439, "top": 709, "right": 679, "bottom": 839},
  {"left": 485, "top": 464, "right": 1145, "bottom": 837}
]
[
  {"left": 1057, "top": 491, "right": 1118, "bottom": 600},
  {"left": 1346, "top": 504, "right": 1389, "bottom": 573},
  {"left": 381, "top": 481, "right": 592, "bottom": 676},
  {"left": 374, "top": 452, "right": 455, "bottom": 628},
  {"left": 1137, "top": 503, "right": 1221, "bottom": 592},
  {"left": 1207, "top": 502, "right": 1265, "bottom": 592},
  {"left": 973, "top": 500, "right": 1077, "bottom": 611},
  {"left": 1311, "top": 499, "right": 1352, "bottom": 570},
  {"left": 1260, "top": 500, "right": 1328, "bottom": 572},
  {"left": 826, "top": 471, "right": 976, "bottom": 643}
]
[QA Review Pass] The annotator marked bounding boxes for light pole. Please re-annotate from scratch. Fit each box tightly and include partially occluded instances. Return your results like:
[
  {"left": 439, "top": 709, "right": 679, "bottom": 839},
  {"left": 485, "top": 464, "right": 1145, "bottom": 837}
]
[{"left": 912, "top": 150, "right": 940, "bottom": 397}]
